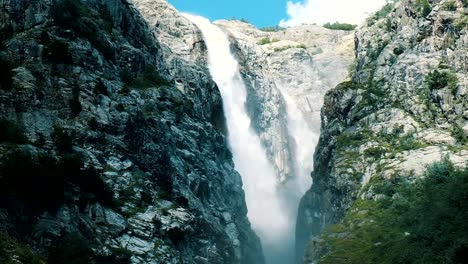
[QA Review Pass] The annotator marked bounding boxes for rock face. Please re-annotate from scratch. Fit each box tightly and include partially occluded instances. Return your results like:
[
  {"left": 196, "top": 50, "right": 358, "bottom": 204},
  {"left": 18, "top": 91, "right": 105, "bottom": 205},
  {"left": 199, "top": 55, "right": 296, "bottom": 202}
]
[
  {"left": 0, "top": 0, "right": 263, "bottom": 263},
  {"left": 297, "top": 0, "right": 468, "bottom": 262},
  {"left": 216, "top": 20, "right": 354, "bottom": 185}
]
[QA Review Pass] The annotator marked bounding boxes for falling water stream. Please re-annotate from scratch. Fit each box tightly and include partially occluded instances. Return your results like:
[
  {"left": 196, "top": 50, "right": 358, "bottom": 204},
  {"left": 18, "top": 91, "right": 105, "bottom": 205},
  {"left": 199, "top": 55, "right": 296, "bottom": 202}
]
[{"left": 184, "top": 14, "right": 316, "bottom": 264}]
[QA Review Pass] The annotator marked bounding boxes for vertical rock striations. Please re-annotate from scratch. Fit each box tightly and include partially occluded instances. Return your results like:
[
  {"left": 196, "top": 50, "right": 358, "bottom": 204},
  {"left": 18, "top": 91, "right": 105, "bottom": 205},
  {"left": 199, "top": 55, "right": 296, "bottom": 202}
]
[
  {"left": 214, "top": 19, "right": 354, "bottom": 264},
  {"left": 216, "top": 20, "right": 354, "bottom": 185},
  {"left": 297, "top": 0, "right": 468, "bottom": 262},
  {"left": 0, "top": 0, "right": 263, "bottom": 263}
]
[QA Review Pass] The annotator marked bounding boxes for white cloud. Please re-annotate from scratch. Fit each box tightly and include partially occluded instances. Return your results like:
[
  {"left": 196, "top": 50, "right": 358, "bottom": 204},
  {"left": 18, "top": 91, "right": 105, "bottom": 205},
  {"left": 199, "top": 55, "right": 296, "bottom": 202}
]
[{"left": 279, "top": 0, "right": 387, "bottom": 27}]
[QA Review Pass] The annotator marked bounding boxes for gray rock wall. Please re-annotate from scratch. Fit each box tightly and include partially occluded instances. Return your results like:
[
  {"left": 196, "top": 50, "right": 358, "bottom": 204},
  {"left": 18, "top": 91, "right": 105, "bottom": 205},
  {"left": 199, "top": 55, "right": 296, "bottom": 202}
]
[
  {"left": 216, "top": 20, "right": 354, "bottom": 185},
  {"left": 0, "top": 0, "right": 263, "bottom": 263},
  {"left": 297, "top": 0, "right": 468, "bottom": 262}
]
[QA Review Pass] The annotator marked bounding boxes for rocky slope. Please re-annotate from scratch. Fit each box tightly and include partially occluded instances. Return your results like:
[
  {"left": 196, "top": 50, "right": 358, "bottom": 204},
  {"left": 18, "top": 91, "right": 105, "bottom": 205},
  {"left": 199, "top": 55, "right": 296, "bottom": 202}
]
[
  {"left": 297, "top": 0, "right": 468, "bottom": 262},
  {"left": 216, "top": 20, "right": 354, "bottom": 185},
  {"left": 0, "top": 0, "right": 264, "bottom": 263}
]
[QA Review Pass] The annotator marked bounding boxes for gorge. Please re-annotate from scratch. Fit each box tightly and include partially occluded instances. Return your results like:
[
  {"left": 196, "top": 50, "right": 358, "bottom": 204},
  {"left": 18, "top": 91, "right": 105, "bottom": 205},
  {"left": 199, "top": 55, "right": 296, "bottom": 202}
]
[{"left": 0, "top": 0, "right": 467, "bottom": 264}]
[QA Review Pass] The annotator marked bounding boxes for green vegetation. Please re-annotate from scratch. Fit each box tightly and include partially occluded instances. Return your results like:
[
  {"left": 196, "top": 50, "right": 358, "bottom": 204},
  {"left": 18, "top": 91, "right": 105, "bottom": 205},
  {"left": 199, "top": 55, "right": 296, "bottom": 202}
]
[
  {"left": 319, "top": 160, "right": 468, "bottom": 264},
  {"left": 367, "top": 0, "right": 398, "bottom": 26},
  {"left": 454, "top": 14, "right": 468, "bottom": 33},
  {"left": 273, "top": 44, "right": 307, "bottom": 52},
  {"left": 444, "top": 1, "right": 457, "bottom": 11},
  {"left": 451, "top": 125, "right": 467, "bottom": 144},
  {"left": 257, "top": 37, "right": 279, "bottom": 45},
  {"left": 416, "top": 0, "right": 432, "bottom": 17},
  {"left": 425, "top": 69, "right": 458, "bottom": 93},
  {"left": 323, "top": 22, "right": 357, "bottom": 31},
  {"left": 393, "top": 45, "right": 405, "bottom": 55},
  {"left": 259, "top": 26, "right": 285, "bottom": 32},
  {"left": 229, "top": 17, "right": 250, "bottom": 24},
  {"left": 0, "top": 233, "right": 45, "bottom": 264}
]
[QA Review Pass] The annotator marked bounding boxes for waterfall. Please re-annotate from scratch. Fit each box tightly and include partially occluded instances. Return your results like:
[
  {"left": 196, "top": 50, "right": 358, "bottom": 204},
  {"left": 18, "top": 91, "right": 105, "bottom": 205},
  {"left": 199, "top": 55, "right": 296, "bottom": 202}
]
[
  {"left": 183, "top": 14, "right": 290, "bottom": 261},
  {"left": 279, "top": 89, "right": 316, "bottom": 196}
]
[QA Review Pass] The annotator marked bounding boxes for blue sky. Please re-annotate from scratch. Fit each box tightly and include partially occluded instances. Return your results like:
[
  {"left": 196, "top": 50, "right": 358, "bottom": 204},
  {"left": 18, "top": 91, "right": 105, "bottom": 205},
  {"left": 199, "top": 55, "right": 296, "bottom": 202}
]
[
  {"left": 167, "top": 0, "right": 387, "bottom": 28},
  {"left": 167, "top": 0, "right": 286, "bottom": 28}
]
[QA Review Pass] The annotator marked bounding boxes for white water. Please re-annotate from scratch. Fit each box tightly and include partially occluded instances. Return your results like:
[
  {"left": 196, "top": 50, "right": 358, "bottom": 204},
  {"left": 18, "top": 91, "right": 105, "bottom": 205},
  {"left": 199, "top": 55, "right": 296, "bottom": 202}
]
[
  {"left": 183, "top": 14, "right": 291, "bottom": 258},
  {"left": 279, "top": 89, "right": 316, "bottom": 196},
  {"left": 184, "top": 14, "right": 318, "bottom": 264}
]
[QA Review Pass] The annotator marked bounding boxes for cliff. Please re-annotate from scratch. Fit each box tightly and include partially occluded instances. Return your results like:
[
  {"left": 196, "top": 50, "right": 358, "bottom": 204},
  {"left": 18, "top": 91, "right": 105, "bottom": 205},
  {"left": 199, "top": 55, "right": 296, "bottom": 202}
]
[
  {"left": 0, "top": 0, "right": 263, "bottom": 263},
  {"left": 297, "top": 0, "right": 468, "bottom": 262},
  {"left": 217, "top": 19, "right": 354, "bottom": 186}
]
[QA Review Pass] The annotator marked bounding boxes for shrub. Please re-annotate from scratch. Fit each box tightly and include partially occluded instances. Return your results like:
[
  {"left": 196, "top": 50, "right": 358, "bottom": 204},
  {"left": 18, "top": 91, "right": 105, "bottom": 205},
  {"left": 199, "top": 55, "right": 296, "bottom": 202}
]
[
  {"left": 319, "top": 160, "right": 468, "bottom": 264},
  {"left": 0, "top": 233, "right": 44, "bottom": 264},
  {"left": 259, "top": 26, "right": 285, "bottom": 32},
  {"left": 445, "top": 1, "right": 457, "bottom": 11},
  {"left": 451, "top": 125, "right": 467, "bottom": 144},
  {"left": 425, "top": 69, "right": 458, "bottom": 93},
  {"left": 393, "top": 45, "right": 404, "bottom": 55},
  {"left": 454, "top": 15, "right": 468, "bottom": 33},
  {"left": 274, "top": 44, "right": 307, "bottom": 52},
  {"left": 323, "top": 22, "right": 357, "bottom": 31},
  {"left": 257, "top": 37, "right": 279, "bottom": 45},
  {"left": 296, "top": 44, "right": 307, "bottom": 49},
  {"left": 416, "top": 0, "right": 432, "bottom": 17},
  {"left": 364, "top": 147, "right": 385, "bottom": 158},
  {"left": 370, "top": 0, "right": 398, "bottom": 21}
]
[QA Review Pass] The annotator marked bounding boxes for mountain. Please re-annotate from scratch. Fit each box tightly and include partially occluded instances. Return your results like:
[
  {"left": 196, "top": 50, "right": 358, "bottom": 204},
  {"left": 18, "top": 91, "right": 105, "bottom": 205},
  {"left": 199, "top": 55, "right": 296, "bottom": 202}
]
[
  {"left": 0, "top": 0, "right": 264, "bottom": 263},
  {"left": 1, "top": 0, "right": 466, "bottom": 263},
  {"left": 296, "top": 0, "right": 468, "bottom": 262}
]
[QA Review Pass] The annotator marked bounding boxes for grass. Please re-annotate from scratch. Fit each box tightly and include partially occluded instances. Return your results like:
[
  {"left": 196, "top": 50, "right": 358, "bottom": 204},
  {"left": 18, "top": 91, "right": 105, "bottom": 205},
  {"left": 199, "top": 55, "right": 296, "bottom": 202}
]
[{"left": 258, "top": 37, "right": 279, "bottom": 45}]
